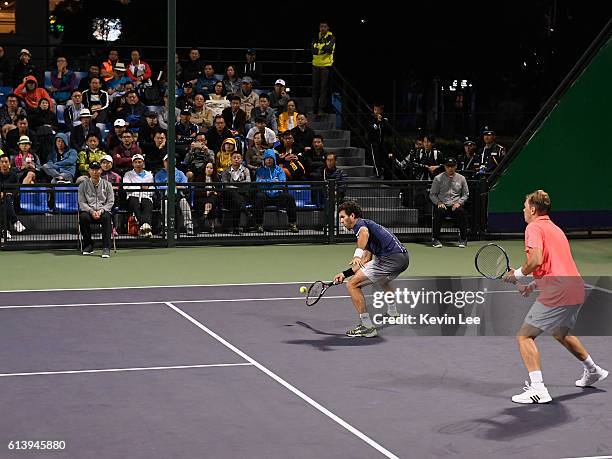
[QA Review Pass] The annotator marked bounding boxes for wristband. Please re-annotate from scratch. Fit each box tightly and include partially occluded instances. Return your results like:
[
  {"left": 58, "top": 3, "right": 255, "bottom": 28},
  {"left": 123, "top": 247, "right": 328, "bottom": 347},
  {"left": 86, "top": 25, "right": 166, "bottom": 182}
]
[
  {"left": 342, "top": 268, "right": 354, "bottom": 278},
  {"left": 513, "top": 267, "right": 525, "bottom": 279},
  {"left": 354, "top": 248, "right": 364, "bottom": 258}
]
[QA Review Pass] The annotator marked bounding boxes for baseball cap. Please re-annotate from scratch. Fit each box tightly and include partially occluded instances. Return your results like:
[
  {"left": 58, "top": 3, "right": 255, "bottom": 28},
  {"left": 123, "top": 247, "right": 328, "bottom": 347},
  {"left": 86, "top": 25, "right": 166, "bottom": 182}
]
[
  {"left": 242, "top": 76, "right": 253, "bottom": 84},
  {"left": 131, "top": 154, "right": 145, "bottom": 162},
  {"left": 114, "top": 119, "right": 127, "bottom": 127},
  {"left": 145, "top": 110, "right": 158, "bottom": 118},
  {"left": 18, "top": 135, "right": 32, "bottom": 144},
  {"left": 182, "top": 81, "right": 193, "bottom": 88},
  {"left": 101, "top": 155, "right": 113, "bottom": 163},
  {"left": 89, "top": 161, "right": 102, "bottom": 169},
  {"left": 114, "top": 62, "right": 126, "bottom": 72},
  {"left": 180, "top": 109, "right": 191, "bottom": 116},
  {"left": 274, "top": 79, "right": 286, "bottom": 86},
  {"left": 20, "top": 48, "right": 31, "bottom": 56},
  {"left": 79, "top": 108, "right": 92, "bottom": 117},
  {"left": 463, "top": 136, "right": 476, "bottom": 146},
  {"left": 246, "top": 48, "right": 256, "bottom": 54},
  {"left": 445, "top": 157, "right": 458, "bottom": 166},
  {"left": 482, "top": 126, "right": 495, "bottom": 135}
]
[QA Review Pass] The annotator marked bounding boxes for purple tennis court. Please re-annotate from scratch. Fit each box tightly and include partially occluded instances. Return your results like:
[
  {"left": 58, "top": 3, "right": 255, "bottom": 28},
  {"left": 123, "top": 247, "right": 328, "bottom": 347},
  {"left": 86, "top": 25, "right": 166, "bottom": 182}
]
[{"left": 1, "top": 281, "right": 611, "bottom": 459}]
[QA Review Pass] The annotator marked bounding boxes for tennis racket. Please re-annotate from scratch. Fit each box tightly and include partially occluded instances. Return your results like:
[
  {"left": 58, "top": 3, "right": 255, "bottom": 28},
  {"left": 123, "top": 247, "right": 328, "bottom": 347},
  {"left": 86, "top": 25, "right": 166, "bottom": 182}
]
[
  {"left": 474, "top": 243, "right": 511, "bottom": 279},
  {"left": 306, "top": 280, "right": 336, "bottom": 306}
]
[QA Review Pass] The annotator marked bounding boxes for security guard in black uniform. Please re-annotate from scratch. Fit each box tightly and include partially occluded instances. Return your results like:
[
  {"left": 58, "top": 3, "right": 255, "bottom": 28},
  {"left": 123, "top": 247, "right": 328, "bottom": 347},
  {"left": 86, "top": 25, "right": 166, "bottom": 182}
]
[
  {"left": 396, "top": 134, "right": 444, "bottom": 180},
  {"left": 458, "top": 136, "right": 481, "bottom": 178},
  {"left": 477, "top": 126, "right": 505, "bottom": 173}
]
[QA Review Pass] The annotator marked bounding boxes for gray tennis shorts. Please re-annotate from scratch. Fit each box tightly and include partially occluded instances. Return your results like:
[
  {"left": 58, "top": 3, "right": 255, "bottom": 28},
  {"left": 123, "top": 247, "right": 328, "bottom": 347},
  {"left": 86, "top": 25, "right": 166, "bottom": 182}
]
[
  {"left": 361, "top": 252, "right": 410, "bottom": 286},
  {"left": 524, "top": 301, "right": 582, "bottom": 333}
]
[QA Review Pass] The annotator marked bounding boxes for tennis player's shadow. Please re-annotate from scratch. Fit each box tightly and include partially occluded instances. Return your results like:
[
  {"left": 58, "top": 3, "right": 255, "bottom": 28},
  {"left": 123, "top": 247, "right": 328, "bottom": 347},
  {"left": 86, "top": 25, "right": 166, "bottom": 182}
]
[
  {"left": 437, "top": 388, "right": 606, "bottom": 441},
  {"left": 284, "top": 321, "right": 384, "bottom": 351}
]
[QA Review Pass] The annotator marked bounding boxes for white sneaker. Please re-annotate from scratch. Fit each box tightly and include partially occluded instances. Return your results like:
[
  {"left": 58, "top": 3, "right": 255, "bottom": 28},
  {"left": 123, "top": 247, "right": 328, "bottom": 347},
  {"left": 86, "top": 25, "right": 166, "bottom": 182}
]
[
  {"left": 141, "top": 223, "right": 152, "bottom": 237},
  {"left": 13, "top": 221, "right": 26, "bottom": 233},
  {"left": 576, "top": 367, "right": 609, "bottom": 387},
  {"left": 511, "top": 381, "right": 552, "bottom": 404}
]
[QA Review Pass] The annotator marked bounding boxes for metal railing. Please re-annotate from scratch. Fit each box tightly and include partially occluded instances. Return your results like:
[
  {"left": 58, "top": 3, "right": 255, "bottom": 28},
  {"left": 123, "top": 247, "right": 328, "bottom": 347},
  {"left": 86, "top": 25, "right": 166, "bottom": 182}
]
[{"left": 0, "top": 180, "right": 488, "bottom": 250}]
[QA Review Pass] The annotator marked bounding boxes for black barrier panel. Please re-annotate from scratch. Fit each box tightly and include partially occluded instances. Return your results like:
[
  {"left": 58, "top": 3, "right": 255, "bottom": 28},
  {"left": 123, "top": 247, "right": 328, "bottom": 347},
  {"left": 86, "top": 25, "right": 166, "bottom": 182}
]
[{"left": 0, "top": 180, "right": 487, "bottom": 249}]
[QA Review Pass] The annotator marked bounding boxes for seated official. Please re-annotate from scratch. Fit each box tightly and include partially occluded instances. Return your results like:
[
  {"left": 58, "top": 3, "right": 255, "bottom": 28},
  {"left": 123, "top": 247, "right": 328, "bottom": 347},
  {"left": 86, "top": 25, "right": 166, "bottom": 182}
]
[
  {"left": 78, "top": 161, "right": 114, "bottom": 258},
  {"left": 429, "top": 157, "right": 469, "bottom": 248}
]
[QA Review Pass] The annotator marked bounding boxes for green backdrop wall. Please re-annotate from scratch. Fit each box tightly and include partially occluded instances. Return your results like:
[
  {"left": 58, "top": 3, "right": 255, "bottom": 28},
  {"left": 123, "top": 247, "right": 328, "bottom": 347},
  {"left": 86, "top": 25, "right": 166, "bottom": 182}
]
[{"left": 488, "top": 37, "right": 612, "bottom": 231}]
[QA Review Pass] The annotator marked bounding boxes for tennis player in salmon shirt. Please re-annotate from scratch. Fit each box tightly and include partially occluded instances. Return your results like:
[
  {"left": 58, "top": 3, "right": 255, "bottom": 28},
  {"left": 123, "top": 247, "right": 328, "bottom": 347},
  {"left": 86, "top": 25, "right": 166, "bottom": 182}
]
[{"left": 503, "top": 190, "right": 608, "bottom": 403}]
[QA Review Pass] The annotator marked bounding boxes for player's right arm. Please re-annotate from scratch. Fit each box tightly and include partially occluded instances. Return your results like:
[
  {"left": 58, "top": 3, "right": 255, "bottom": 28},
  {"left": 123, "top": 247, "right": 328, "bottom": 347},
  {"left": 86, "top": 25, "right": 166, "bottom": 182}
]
[{"left": 350, "top": 227, "right": 370, "bottom": 269}]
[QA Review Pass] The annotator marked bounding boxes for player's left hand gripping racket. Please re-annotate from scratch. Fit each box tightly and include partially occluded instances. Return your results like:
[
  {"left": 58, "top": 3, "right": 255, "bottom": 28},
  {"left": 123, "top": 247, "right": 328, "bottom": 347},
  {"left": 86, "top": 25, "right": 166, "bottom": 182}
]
[
  {"left": 306, "top": 280, "right": 336, "bottom": 306},
  {"left": 474, "top": 243, "right": 512, "bottom": 279}
]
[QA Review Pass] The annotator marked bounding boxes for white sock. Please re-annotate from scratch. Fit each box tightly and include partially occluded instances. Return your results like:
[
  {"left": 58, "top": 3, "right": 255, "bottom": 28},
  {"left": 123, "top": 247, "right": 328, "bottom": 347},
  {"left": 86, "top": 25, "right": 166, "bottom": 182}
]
[
  {"left": 360, "top": 313, "right": 374, "bottom": 328},
  {"left": 387, "top": 302, "right": 398, "bottom": 314},
  {"left": 582, "top": 355, "right": 598, "bottom": 372},
  {"left": 529, "top": 370, "right": 546, "bottom": 390}
]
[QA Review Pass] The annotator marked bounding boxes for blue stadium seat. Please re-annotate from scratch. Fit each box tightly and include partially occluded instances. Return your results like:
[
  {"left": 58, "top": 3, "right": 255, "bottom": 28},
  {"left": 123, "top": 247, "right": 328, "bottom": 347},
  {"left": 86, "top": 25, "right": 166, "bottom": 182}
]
[
  {"left": 146, "top": 105, "right": 163, "bottom": 115},
  {"left": 54, "top": 187, "right": 79, "bottom": 213},
  {"left": 19, "top": 187, "right": 51, "bottom": 213},
  {"left": 0, "top": 86, "right": 14, "bottom": 106},
  {"left": 56, "top": 105, "right": 66, "bottom": 124},
  {"left": 74, "top": 72, "right": 87, "bottom": 87},
  {"left": 214, "top": 74, "right": 224, "bottom": 82},
  {"left": 287, "top": 184, "right": 317, "bottom": 208},
  {"left": 44, "top": 71, "right": 52, "bottom": 89}
]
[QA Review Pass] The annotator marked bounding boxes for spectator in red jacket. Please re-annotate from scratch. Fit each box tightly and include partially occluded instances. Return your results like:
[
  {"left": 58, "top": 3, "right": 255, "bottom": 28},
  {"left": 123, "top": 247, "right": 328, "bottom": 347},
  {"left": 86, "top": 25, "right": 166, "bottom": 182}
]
[
  {"left": 14, "top": 75, "right": 54, "bottom": 110},
  {"left": 112, "top": 130, "right": 142, "bottom": 176}
]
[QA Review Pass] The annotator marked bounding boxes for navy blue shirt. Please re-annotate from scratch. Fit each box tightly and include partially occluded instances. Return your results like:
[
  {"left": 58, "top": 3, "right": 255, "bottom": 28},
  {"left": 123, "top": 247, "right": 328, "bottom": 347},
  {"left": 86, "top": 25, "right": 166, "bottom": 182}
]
[{"left": 353, "top": 218, "right": 407, "bottom": 257}]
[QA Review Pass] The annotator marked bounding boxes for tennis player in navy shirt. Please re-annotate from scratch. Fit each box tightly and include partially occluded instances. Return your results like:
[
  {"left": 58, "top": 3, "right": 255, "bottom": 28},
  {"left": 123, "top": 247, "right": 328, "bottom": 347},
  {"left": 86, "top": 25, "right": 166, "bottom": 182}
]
[{"left": 334, "top": 201, "right": 410, "bottom": 337}]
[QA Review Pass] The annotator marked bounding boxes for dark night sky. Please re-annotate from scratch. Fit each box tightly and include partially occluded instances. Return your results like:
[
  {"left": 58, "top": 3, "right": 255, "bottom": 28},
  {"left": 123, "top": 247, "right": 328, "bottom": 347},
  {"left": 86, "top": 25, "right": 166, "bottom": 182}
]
[{"left": 56, "top": 0, "right": 612, "bottom": 111}]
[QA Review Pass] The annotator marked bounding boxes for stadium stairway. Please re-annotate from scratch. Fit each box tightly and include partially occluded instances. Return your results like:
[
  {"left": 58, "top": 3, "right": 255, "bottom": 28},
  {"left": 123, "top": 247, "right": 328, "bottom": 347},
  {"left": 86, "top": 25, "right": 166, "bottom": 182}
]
[
  {"left": 292, "top": 97, "right": 417, "bottom": 227},
  {"left": 292, "top": 97, "right": 375, "bottom": 179}
]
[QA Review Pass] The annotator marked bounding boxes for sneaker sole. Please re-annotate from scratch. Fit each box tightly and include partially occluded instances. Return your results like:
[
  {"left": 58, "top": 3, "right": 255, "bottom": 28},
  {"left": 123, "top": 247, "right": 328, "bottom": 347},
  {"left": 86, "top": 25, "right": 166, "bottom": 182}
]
[
  {"left": 511, "top": 395, "right": 552, "bottom": 404},
  {"left": 346, "top": 331, "right": 379, "bottom": 338},
  {"left": 576, "top": 369, "right": 609, "bottom": 387}
]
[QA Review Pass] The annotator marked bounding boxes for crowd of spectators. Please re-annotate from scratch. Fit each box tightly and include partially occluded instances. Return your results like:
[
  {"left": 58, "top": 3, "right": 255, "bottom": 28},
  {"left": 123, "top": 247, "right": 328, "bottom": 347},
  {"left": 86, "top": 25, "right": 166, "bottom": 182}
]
[{"left": 0, "top": 45, "right": 346, "bottom": 240}]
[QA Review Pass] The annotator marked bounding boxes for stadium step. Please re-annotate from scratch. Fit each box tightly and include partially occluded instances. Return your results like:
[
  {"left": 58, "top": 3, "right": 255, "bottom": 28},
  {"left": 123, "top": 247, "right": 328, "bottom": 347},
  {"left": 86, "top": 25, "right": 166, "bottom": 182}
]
[
  {"left": 335, "top": 156, "right": 364, "bottom": 166},
  {"left": 345, "top": 186, "right": 400, "bottom": 198},
  {"left": 343, "top": 196, "right": 403, "bottom": 208},
  {"left": 315, "top": 130, "right": 350, "bottom": 140},
  {"left": 337, "top": 165, "right": 376, "bottom": 177},
  {"left": 323, "top": 138, "right": 351, "bottom": 148},
  {"left": 326, "top": 147, "right": 365, "bottom": 158},
  {"left": 358, "top": 208, "right": 419, "bottom": 226}
]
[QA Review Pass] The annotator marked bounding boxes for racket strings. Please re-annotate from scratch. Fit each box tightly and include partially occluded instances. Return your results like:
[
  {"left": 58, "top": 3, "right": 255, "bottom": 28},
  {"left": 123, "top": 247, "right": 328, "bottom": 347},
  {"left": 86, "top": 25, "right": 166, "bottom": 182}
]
[
  {"left": 477, "top": 246, "right": 508, "bottom": 278},
  {"left": 306, "top": 281, "right": 325, "bottom": 305}
]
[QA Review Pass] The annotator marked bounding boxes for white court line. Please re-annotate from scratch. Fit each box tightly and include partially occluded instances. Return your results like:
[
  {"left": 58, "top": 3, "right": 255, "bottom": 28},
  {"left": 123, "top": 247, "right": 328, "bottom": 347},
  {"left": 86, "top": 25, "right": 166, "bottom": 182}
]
[
  {"left": 562, "top": 456, "right": 612, "bottom": 459},
  {"left": 0, "top": 276, "right": 483, "bottom": 294},
  {"left": 164, "top": 301, "right": 400, "bottom": 459},
  {"left": 0, "top": 362, "right": 253, "bottom": 378},
  {"left": 0, "top": 289, "right": 546, "bottom": 310},
  {"left": 585, "top": 283, "right": 612, "bottom": 295},
  {"left": 0, "top": 295, "right": 351, "bottom": 309}
]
